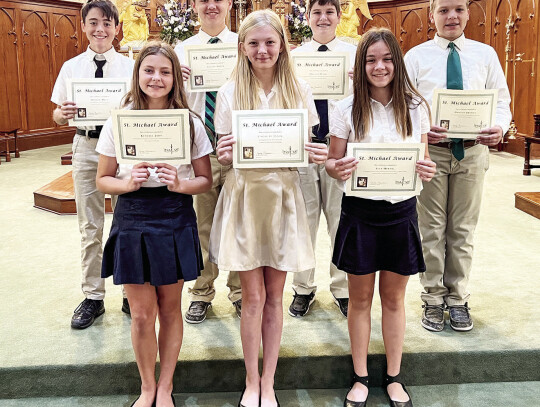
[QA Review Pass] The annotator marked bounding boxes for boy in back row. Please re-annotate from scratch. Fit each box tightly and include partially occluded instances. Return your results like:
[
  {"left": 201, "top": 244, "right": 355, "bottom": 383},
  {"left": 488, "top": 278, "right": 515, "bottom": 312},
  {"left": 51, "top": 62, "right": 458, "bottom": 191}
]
[
  {"left": 289, "top": 0, "right": 357, "bottom": 318},
  {"left": 405, "top": 0, "right": 511, "bottom": 332},
  {"left": 51, "top": 0, "right": 134, "bottom": 329}
]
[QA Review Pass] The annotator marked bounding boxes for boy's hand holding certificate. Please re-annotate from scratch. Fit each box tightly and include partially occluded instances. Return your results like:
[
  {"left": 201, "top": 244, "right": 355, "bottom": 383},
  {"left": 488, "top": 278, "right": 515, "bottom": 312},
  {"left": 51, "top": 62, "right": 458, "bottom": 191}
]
[
  {"left": 112, "top": 110, "right": 191, "bottom": 166},
  {"left": 292, "top": 52, "right": 350, "bottom": 99},
  {"left": 232, "top": 109, "right": 309, "bottom": 169},
  {"left": 345, "top": 143, "right": 424, "bottom": 197},
  {"left": 67, "top": 78, "right": 130, "bottom": 126},
  {"left": 184, "top": 44, "right": 238, "bottom": 92},
  {"left": 432, "top": 89, "right": 498, "bottom": 138}
]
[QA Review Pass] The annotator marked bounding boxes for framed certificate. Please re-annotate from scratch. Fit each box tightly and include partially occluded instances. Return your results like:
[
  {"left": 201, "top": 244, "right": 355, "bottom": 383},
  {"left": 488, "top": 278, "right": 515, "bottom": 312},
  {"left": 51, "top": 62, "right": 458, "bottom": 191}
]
[
  {"left": 67, "top": 78, "right": 130, "bottom": 126},
  {"left": 232, "top": 109, "right": 309, "bottom": 169},
  {"left": 432, "top": 89, "right": 498, "bottom": 138},
  {"left": 112, "top": 109, "right": 191, "bottom": 165},
  {"left": 184, "top": 44, "right": 238, "bottom": 92},
  {"left": 345, "top": 143, "right": 424, "bottom": 197},
  {"left": 292, "top": 52, "right": 350, "bottom": 99}
]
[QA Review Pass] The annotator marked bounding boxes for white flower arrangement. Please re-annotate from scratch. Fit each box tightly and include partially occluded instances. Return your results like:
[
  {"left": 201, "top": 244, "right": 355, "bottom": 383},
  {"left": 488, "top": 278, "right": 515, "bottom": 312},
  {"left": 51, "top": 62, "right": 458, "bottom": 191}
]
[{"left": 155, "top": 0, "right": 199, "bottom": 43}]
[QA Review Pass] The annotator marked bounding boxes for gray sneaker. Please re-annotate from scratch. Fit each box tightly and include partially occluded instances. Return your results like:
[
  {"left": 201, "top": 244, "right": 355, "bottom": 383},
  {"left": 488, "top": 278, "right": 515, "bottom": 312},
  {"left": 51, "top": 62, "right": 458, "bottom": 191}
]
[
  {"left": 449, "top": 303, "right": 473, "bottom": 331},
  {"left": 185, "top": 301, "right": 211, "bottom": 324},
  {"left": 421, "top": 303, "right": 445, "bottom": 332}
]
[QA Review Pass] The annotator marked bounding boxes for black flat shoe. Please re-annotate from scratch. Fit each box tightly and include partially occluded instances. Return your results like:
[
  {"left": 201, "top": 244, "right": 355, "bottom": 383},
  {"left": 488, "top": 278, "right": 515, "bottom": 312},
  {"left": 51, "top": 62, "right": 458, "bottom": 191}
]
[
  {"left": 383, "top": 373, "right": 413, "bottom": 407},
  {"left": 344, "top": 373, "right": 369, "bottom": 407},
  {"left": 130, "top": 396, "right": 139, "bottom": 407},
  {"left": 275, "top": 391, "right": 280, "bottom": 407},
  {"left": 238, "top": 387, "right": 247, "bottom": 407},
  {"left": 171, "top": 393, "right": 176, "bottom": 407}
]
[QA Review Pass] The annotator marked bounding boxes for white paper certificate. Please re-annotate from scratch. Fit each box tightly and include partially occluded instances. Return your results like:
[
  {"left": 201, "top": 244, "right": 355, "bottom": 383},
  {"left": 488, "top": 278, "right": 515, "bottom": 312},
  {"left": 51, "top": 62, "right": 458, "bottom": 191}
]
[
  {"left": 292, "top": 52, "right": 350, "bottom": 99},
  {"left": 184, "top": 44, "right": 238, "bottom": 92},
  {"left": 345, "top": 143, "right": 424, "bottom": 197},
  {"left": 432, "top": 89, "right": 498, "bottom": 138},
  {"left": 112, "top": 109, "right": 191, "bottom": 165},
  {"left": 67, "top": 78, "right": 130, "bottom": 126},
  {"left": 232, "top": 109, "right": 309, "bottom": 169}
]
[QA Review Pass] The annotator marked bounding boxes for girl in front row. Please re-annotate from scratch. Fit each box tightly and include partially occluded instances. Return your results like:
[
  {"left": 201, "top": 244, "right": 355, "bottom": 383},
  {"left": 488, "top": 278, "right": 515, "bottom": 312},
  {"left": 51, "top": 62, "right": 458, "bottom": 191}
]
[
  {"left": 96, "top": 42, "right": 212, "bottom": 407},
  {"left": 210, "top": 10, "right": 327, "bottom": 407},
  {"left": 326, "top": 28, "right": 436, "bottom": 407}
]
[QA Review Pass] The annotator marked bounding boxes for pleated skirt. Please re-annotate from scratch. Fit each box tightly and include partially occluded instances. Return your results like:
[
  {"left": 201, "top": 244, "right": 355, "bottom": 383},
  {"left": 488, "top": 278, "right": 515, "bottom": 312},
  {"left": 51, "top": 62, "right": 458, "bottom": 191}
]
[
  {"left": 102, "top": 187, "right": 203, "bottom": 286},
  {"left": 209, "top": 168, "right": 315, "bottom": 272},
  {"left": 332, "top": 196, "right": 425, "bottom": 276}
]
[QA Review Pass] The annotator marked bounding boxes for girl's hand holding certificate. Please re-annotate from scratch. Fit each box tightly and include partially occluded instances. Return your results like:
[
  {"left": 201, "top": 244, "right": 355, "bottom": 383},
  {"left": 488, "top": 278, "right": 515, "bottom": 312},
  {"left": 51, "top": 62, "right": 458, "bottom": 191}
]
[
  {"left": 155, "top": 163, "right": 188, "bottom": 193},
  {"left": 216, "top": 134, "right": 235, "bottom": 166},
  {"left": 305, "top": 142, "right": 328, "bottom": 165},
  {"left": 333, "top": 156, "right": 359, "bottom": 181},
  {"left": 127, "top": 162, "right": 153, "bottom": 192},
  {"left": 415, "top": 158, "right": 436, "bottom": 182}
]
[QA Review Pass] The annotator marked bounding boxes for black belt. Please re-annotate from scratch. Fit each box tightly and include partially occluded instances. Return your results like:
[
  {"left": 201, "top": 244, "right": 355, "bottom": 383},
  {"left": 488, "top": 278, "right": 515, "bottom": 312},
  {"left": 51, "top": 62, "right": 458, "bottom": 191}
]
[
  {"left": 76, "top": 128, "right": 102, "bottom": 138},
  {"left": 433, "top": 140, "right": 477, "bottom": 149},
  {"left": 311, "top": 137, "right": 328, "bottom": 145}
]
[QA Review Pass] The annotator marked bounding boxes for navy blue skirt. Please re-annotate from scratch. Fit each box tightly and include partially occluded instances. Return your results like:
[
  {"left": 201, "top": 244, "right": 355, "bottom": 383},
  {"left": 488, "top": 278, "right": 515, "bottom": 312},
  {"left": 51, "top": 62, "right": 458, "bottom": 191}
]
[
  {"left": 102, "top": 187, "right": 203, "bottom": 286},
  {"left": 332, "top": 196, "right": 425, "bottom": 276}
]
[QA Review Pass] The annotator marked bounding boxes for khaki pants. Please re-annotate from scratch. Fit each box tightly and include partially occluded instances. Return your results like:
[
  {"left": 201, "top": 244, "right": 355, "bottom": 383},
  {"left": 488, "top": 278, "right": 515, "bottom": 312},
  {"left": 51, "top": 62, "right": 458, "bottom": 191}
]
[
  {"left": 293, "top": 163, "right": 349, "bottom": 298},
  {"left": 72, "top": 134, "right": 106, "bottom": 300},
  {"left": 190, "top": 155, "right": 241, "bottom": 303},
  {"left": 417, "top": 144, "right": 488, "bottom": 306}
]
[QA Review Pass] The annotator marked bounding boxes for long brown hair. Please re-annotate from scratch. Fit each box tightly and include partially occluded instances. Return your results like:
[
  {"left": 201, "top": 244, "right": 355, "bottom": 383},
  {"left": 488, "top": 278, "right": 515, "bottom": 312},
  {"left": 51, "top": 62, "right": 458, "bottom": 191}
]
[
  {"left": 123, "top": 41, "right": 200, "bottom": 145},
  {"left": 351, "top": 28, "right": 429, "bottom": 141},
  {"left": 231, "top": 10, "right": 304, "bottom": 110}
]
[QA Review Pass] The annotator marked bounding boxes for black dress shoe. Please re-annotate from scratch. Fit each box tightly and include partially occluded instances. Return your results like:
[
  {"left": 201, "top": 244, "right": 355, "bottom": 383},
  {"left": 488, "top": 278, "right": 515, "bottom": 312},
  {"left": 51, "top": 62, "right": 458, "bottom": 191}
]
[
  {"left": 171, "top": 392, "right": 176, "bottom": 406},
  {"left": 122, "top": 298, "right": 131, "bottom": 315},
  {"left": 333, "top": 295, "right": 349, "bottom": 317},
  {"left": 383, "top": 373, "right": 413, "bottom": 407},
  {"left": 344, "top": 373, "right": 368, "bottom": 407},
  {"left": 71, "top": 298, "right": 105, "bottom": 329}
]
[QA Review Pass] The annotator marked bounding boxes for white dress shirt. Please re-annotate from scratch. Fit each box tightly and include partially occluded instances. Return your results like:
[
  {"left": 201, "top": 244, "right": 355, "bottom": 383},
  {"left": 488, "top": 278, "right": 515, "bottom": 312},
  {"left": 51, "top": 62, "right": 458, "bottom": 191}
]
[
  {"left": 51, "top": 46, "right": 135, "bottom": 130},
  {"left": 174, "top": 27, "right": 239, "bottom": 119},
  {"left": 213, "top": 78, "right": 319, "bottom": 135},
  {"left": 330, "top": 94, "right": 430, "bottom": 203},
  {"left": 96, "top": 113, "right": 213, "bottom": 187},
  {"left": 404, "top": 34, "right": 511, "bottom": 134}
]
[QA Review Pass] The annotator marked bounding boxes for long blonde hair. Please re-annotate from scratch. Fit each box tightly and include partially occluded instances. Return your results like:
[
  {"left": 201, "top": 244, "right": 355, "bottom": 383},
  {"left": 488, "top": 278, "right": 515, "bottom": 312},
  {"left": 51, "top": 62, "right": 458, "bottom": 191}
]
[
  {"left": 351, "top": 28, "right": 429, "bottom": 141},
  {"left": 231, "top": 10, "right": 304, "bottom": 110}
]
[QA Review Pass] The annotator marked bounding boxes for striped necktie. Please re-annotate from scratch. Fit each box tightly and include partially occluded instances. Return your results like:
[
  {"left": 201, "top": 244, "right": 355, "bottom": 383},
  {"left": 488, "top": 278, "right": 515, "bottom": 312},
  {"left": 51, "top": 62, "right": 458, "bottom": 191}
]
[
  {"left": 313, "top": 44, "right": 329, "bottom": 141},
  {"left": 447, "top": 42, "right": 464, "bottom": 161},
  {"left": 205, "top": 37, "right": 220, "bottom": 147}
]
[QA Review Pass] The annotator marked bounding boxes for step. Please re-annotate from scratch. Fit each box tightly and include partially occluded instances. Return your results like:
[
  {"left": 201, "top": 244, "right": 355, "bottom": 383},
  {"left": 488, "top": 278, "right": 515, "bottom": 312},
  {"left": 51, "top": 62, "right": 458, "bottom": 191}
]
[{"left": 515, "top": 192, "right": 540, "bottom": 220}]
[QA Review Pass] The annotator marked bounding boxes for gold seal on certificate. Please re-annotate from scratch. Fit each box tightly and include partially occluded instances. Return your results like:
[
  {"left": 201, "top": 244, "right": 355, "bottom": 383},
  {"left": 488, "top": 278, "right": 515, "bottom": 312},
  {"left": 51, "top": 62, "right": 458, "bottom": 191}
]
[
  {"left": 184, "top": 44, "right": 238, "bottom": 92},
  {"left": 292, "top": 52, "right": 350, "bottom": 99},
  {"left": 432, "top": 89, "right": 498, "bottom": 138},
  {"left": 67, "top": 78, "right": 130, "bottom": 126},
  {"left": 112, "top": 109, "right": 191, "bottom": 165},
  {"left": 231, "top": 109, "right": 309, "bottom": 169},
  {"left": 345, "top": 143, "right": 424, "bottom": 197}
]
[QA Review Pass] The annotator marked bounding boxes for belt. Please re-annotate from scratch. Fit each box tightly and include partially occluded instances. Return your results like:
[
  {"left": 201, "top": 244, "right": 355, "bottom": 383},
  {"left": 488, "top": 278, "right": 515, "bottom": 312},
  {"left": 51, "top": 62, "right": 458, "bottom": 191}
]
[
  {"left": 433, "top": 140, "right": 477, "bottom": 149},
  {"left": 76, "top": 128, "right": 101, "bottom": 138},
  {"left": 311, "top": 137, "right": 328, "bottom": 145}
]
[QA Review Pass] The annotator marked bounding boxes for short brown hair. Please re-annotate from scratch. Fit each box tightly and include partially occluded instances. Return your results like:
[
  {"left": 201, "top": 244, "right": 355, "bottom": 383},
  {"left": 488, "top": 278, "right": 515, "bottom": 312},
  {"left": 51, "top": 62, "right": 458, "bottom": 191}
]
[
  {"left": 307, "top": 0, "right": 341, "bottom": 16},
  {"left": 429, "top": 0, "right": 470, "bottom": 12},
  {"left": 82, "top": 0, "right": 119, "bottom": 26}
]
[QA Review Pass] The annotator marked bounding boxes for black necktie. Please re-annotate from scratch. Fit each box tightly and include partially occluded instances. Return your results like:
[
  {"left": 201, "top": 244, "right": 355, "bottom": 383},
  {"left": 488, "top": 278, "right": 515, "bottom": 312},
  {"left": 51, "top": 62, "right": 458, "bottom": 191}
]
[
  {"left": 94, "top": 56, "right": 106, "bottom": 133},
  {"left": 313, "top": 45, "right": 329, "bottom": 141}
]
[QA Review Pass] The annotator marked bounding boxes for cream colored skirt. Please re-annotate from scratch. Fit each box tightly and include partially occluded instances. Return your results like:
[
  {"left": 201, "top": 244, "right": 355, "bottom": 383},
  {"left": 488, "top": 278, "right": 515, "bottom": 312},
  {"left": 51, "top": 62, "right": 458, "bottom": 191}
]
[{"left": 209, "top": 168, "right": 315, "bottom": 272}]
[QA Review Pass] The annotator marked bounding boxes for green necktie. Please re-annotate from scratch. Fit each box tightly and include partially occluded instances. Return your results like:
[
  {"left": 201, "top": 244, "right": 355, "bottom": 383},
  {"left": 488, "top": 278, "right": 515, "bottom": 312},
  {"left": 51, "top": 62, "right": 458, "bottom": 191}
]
[
  {"left": 447, "top": 42, "right": 464, "bottom": 161},
  {"left": 205, "top": 37, "right": 220, "bottom": 148}
]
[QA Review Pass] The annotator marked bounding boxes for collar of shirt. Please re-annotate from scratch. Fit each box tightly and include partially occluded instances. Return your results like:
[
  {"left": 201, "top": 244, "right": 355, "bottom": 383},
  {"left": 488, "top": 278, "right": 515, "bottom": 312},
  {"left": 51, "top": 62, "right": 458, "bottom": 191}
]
[
  {"left": 370, "top": 97, "right": 393, "bottom": 109},
  {"left": 311, "top": 37, "right": 339, "bottom": 51},
  {"left": 198, "top": 27, "right": 230, "bottom": 43},
  {"left": 434, "top": 33, "right": 465, "bottom": 51},
  {"left": 84, "top": 46, "right": 117, "bottom": 63},
  {"left": 256, "top": 85, "right": 278, "bottom": 108}
]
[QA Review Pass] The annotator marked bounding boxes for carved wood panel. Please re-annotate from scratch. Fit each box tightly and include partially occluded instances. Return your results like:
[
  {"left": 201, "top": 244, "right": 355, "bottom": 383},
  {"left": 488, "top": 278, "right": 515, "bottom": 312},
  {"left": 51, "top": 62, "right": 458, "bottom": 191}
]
[
  {"left": 0, "top": 6, "right": 21, "bottom": 130},
  {"left": 465, "top": 0, "right": 490, "bottom": 42},
  {"left": 21, "top": 9, "right": 53, "bottom": 130},
  {"left": 512, "top": 0, "right": 536, "bottom": 136},
  {"left": 52, "top": 14, "right": 79, "bottom": 82},
  {"left": 397, "top": 5, "right": 427, "bottom": 51},
  {"left": 360, "top": 10, "right": 396, "bottom": 34}
]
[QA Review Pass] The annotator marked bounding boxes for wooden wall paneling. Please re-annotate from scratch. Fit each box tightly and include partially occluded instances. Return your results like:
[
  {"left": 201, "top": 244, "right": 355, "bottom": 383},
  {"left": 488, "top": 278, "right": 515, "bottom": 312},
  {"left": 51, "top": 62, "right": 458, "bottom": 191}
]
[
  {"left": 0, "top": 6, "right": 22, "bottom": 131},
  {"left": 20, "top": 8, "right": 53, "bottom": 131},
  {"left": 360, "top": 9, "right": 396, "bottom": 34},
  {"left": 465, "top": 0, "right": 490, "bottom": 42},
  {"left": 426, "top": 3, "right": 436, "bottom": 40},
  {"left": 396, "top": 4, "right": 427, "bottom": 52},
  {"left": 51, "top": 13, "right": 79, "bottom": 83},
  {"left": 492, "top": 0, "right": 513, "bottom": 74},
  {"left": 512, "top": 0, "right": 537, "bottom": 137}
]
